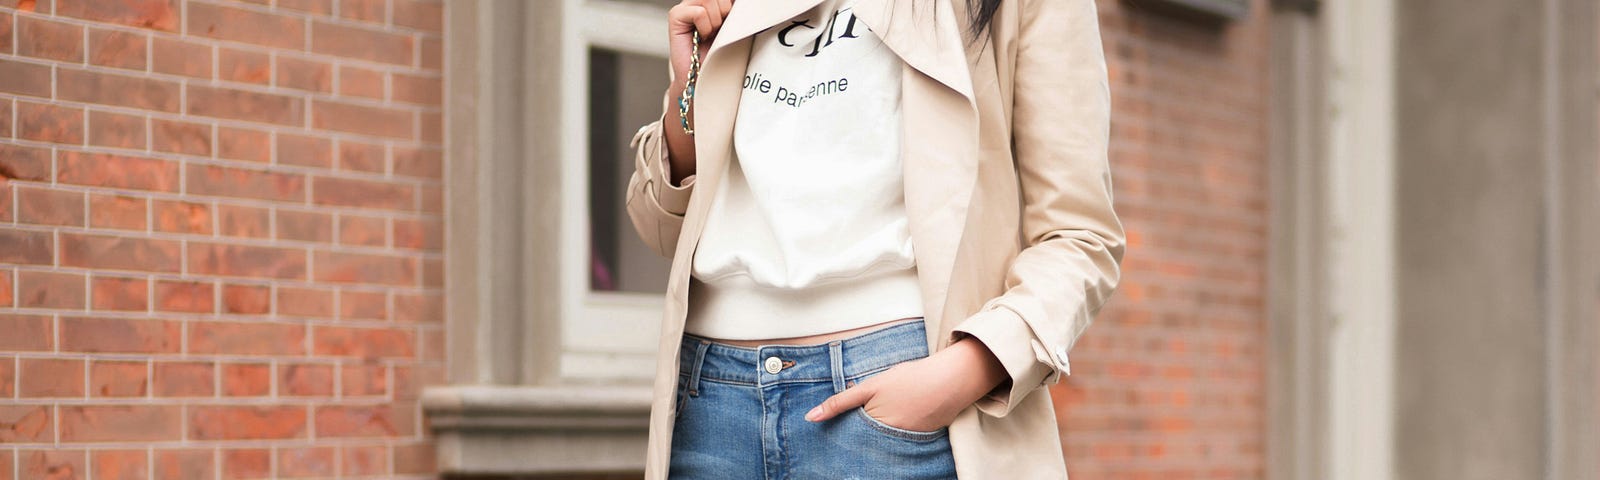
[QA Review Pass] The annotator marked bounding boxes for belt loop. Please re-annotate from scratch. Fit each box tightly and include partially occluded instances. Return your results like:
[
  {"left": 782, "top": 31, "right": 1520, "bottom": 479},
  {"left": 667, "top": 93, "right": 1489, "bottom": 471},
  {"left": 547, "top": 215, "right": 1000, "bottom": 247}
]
[
  {"left": 828, "top": 340, "right": 845, "bottom": 393},
  {"left": 688, "top": 340, "right": 710, "bottom": 397}
]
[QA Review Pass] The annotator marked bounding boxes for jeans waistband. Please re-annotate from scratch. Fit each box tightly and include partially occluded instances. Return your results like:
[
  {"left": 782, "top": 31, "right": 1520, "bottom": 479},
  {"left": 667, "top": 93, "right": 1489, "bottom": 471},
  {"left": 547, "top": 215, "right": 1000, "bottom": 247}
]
[{"left": 678, "top": 319, "right": 930, "bottom": 387}]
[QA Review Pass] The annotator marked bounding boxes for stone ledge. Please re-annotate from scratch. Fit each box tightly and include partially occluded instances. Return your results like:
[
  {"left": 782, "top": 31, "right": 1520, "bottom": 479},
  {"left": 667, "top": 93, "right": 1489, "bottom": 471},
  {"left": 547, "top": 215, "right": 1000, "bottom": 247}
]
[{"left": 422, "top": 385, "right": 653, "bottom": 475}]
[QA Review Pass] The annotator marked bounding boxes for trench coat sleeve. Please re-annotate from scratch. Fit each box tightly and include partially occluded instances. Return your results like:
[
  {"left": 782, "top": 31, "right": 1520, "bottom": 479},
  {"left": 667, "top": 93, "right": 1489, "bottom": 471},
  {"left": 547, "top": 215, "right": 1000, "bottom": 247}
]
[
  {"left": 949, "top": 0, "right": 1125, "bottom": 419},
  {"left": 626, "top": 79, "right": 697, "bottom": 259}
]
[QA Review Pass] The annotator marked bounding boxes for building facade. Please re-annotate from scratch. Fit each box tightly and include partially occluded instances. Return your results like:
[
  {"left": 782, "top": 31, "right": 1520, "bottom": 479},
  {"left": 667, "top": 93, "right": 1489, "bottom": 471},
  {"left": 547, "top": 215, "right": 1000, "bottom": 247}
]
[{"left": 1, "top": 0, "right": 1596, "bottom": 479}]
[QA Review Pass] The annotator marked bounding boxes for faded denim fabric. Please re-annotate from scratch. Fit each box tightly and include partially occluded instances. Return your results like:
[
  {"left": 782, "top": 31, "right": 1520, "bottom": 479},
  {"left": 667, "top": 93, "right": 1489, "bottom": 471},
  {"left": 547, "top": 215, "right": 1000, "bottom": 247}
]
[{"left": 669, "top": 319, "right": 957, "bottom": 479}]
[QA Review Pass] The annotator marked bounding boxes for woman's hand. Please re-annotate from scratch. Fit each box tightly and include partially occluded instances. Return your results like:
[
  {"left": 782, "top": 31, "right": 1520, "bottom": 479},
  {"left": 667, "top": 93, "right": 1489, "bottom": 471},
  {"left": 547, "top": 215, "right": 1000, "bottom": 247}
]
[
  {"left": 805, "top": 337, "right": 1010, "bottom": 432},
  {"left": 662, "top": 0, "right": 733, "bottom": 185},
  {"left": 668, "top": 0, "right": 732, "bottom": 83}
]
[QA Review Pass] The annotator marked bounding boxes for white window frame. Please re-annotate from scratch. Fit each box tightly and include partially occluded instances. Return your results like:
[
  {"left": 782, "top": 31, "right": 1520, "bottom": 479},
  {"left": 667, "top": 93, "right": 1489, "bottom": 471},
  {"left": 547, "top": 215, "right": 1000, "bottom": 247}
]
[
  {"left": 558, "top": 0, "right": 674, "bottom": 383},
  {"left": 425, "top": 1, "right": 674, "bottom": 474}
]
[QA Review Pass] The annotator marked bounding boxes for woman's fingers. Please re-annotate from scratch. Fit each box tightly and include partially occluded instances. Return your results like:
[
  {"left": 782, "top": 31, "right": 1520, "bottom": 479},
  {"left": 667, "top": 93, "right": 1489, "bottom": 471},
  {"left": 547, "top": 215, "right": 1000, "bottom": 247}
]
[
  {"left": 669, "top": 1, "right": 729, "bottom": 38},
  {"left": 805, "top": 382, "right": 873, "bottom": 422},
  {"left": 669, "top": 4, "right": 712, "bottom": 37},
  {"left": 713, "top": 0, "right": 734, "bottom": 22},
  {"left": 703, "top": 1, "right": 724, "bottom": 35}
]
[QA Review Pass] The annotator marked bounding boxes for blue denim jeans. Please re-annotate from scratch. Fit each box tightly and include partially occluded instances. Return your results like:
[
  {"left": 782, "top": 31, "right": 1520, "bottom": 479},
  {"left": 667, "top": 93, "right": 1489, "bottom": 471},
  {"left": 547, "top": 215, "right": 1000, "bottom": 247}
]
[{"left": 669, "top": 319, "right": 958, "bottom": 479}]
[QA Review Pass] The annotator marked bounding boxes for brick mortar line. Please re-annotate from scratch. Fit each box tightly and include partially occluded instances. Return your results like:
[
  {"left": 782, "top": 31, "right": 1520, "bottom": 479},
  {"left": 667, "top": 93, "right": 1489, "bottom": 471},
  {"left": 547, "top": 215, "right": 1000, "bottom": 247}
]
[
  {"left": 144, "top": 358, "right": 155, "bottom": 400},
  {"left": 3, "top": 309, "right": 449, "bottom": 331},
  {"left": 1050, "top": 403, "right": 1264, "bottom": 417},
  {"left": 1056, "top": 416, "right": 1267, "bottom": 430},
  {"left": 77, "top": 22, "right": 89, "bottom": 71},
  {"left": 1094, "top": 308, "right": 1267, "bottom": 328},
  {"left": 330, "top": 355, "right": 343, "bottom": 399},
  {"left": 5, "top": 183, "right": 16, "bottom": 234},
  {"left": 1104, "top": 32, "right": 1262, "bottom": 80},
  {"left": 1103, "top": 223, "right": 1263, "bottom": 247},
  {"left": 6, "top": 138, "right": 447, "bottom": 187},
  {"left": 1105, "top": 89, "right": 1265, "bottom": 127},
  {"left": 3, "top": 269, "right": 15, "bottom": 321},
  {"left": 10, "top": 366, "right": 445, "bottom": 388},
  {"left": 2, "top": 348, "right": 436, "bottom": 363},
  {"left": 205, "top": 44, "right": 218, "bottom": 95},
  {"left": 0, "top": 267, "right": 447, "bottom": 295},
  {"left": 1107, "top": 203, "right": 1267, "bottom": 232},
  {"left": 1114, "top": 263, "right": 1265, "bottom": 286},
  {"left": 1109, "top": 61, "right": 1264, "bottom": 92},
  {"left": 1109, "top": 58, "right": 1262, "bottom": 98},
  {"left": 409, "top": 109, "right": 420, "bottom": 150},
  {"left": 1089, "top": 321, "right": 1268, "bottom": 340},
  {"left": 5, "top": 121, "right": 447, "bottom": 182},
  {"left": 3, "top": 436, "right": 439, "bottom": 450},
  {"left": 1110, "top": 195, "right": 1269, "bottom": 220},
  {"left": 206, "top": 197, "right": 220, "bottom": 242},
  {"left": 6, "top": 356, "right": 16, "bottom": 400},
  {"left": 184, "top": 0, "right": 446, "bottom": 39},
  {"left": 1064, "top": 349, "right": 1267, "bottom": 367},
  {"left": 1107, "top": 117, "right": 1264, "bottom": 151},
  {"left": 1088, "top": 318, "right": 1260, "bottom": 337},
  {"left": 0, "top": 246, "right": 444, "bottom": 280},
  {"left": 3, "top": 188, "right": 447, "bottom": 235},
  {"left": 1105, "top": 110, "right": 1263, "bottom": 144},
  {"left": 4, "top": 386, "right": 435, "bottom": 403},
  {"left": 7, "top": 6, "right": 17, "bottom": 57},
  {"left": 1110, "top": 167, "right": 1268, "bottom": 196},
  {"left": 2, "top": 56, "right": 446, "bottom": 116},
  {"left": 6, "top": 321, "right": 446, "bottom": 340},
  {"left": 301, "top": 2, "right": 316, "bottom": 66},
  {"left": 266, "top": 193, "right": 280, "bottom": 240},
  {"left": 1120, "top": 186, "right": 1267, "bottom": 211},
  {"left": 1108, "top": 90, "right": 1268, "bottom": 123},
  {"left": 2, "top": 406, "right": 440, "bottom": 420},
  {"left": 2, "top": 317, "right": 449, "bottom": 336},
  {"left": 0, "top": 5, "right": 446, "bottom": 55},
  {"left": 1108, "top": 288, "right": 1265, "bottom": 307}
]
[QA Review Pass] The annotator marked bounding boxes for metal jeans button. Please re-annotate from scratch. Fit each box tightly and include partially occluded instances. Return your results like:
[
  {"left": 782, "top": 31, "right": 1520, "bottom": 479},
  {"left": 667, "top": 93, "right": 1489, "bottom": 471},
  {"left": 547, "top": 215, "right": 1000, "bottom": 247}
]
[{"left": 764, "top": 356, "right": 783, "bottom": 374}]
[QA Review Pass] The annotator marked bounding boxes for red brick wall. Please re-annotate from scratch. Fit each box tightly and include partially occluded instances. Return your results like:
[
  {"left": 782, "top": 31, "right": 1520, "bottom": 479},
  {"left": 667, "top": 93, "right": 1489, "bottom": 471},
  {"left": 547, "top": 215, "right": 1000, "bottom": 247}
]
[
  {"left": 0, "top": 0, "right": 445, "bottom": 478},
  {"left": 1051, "top": 1, "right": 1269, "bottom": 478}
]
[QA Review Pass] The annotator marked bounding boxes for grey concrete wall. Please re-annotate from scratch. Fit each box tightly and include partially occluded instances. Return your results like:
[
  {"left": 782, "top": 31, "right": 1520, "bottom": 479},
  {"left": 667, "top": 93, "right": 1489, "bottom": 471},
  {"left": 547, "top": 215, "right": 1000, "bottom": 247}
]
[{"left": 1394, "top": 0, "right": 1597, "bottom": 479}]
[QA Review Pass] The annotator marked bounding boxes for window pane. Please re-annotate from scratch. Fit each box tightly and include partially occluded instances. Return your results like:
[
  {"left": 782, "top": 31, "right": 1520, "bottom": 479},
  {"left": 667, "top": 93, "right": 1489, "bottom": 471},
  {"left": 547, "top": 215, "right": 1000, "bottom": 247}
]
[{"left": 589, "top": 48, "right": 673, "bottom": 294}]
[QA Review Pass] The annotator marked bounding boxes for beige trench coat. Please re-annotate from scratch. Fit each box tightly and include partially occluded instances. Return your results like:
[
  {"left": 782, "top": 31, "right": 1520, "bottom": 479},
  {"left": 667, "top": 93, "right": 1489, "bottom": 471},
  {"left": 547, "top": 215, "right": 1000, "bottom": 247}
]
[{"left": 625, "top": 0, "right": 1124, "bottom": 477}]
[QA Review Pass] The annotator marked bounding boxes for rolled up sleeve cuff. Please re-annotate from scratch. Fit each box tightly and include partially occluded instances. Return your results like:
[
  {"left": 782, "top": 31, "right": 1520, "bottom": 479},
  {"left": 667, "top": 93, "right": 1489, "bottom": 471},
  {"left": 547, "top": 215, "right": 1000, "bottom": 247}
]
[
  {"left": 657, "top": 166, "right": 694, "bottom": 215},
  {"left": 631, "top": 119, "right": 695, "bottom": 217},
  {"left": 949, "top": 305, "right": 1066, "bottom": 418}
]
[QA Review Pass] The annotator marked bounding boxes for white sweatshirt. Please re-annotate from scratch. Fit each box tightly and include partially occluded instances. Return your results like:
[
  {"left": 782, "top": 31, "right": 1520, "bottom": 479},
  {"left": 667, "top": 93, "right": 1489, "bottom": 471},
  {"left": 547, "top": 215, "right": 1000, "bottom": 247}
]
[{"left": 683, "top": 0, "right": 922, "bottom": 340}]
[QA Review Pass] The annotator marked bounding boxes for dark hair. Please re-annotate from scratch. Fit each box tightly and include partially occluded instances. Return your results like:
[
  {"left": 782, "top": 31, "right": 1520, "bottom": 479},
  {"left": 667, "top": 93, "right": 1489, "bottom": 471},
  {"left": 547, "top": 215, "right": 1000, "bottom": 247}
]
[
  {"left": 966, "top": 0, "right": 1002, "bottom": 41},
  {"left": 886, "top": 0, "right": 1001, "bottom": 48}
]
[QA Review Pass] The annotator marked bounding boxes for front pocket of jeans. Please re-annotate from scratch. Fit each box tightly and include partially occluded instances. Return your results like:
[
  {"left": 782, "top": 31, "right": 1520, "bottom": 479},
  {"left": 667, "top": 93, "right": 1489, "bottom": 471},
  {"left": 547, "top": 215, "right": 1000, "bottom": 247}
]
[
  {"left": 853, "top": 405, "right": 947, "bottom": 442},
  {"left": 851, "top": 368, "right": 947, "bottom": 441},
  {"left": 673, "top": 373, "right": 691, "bottom": 419}
]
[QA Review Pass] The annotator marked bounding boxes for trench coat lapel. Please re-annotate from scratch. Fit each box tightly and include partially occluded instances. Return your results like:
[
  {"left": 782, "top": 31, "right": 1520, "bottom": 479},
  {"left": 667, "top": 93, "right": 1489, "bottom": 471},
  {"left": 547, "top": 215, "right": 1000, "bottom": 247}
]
[{"left": 687, "top": 0, "right": 981, "bottom": 348}]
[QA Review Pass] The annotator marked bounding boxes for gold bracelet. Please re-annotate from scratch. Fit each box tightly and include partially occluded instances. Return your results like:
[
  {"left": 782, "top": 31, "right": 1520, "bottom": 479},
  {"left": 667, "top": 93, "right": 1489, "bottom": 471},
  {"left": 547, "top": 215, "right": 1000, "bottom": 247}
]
[{"left": 677, "top": 30, "right": 701, "bottom": 136}]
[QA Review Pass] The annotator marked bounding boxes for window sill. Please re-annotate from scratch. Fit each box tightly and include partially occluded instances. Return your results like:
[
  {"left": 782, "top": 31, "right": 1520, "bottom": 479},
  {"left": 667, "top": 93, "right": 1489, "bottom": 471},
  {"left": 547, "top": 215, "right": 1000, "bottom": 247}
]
[{"left": 422, "top": 384, "right": 653, "bottom": 475}]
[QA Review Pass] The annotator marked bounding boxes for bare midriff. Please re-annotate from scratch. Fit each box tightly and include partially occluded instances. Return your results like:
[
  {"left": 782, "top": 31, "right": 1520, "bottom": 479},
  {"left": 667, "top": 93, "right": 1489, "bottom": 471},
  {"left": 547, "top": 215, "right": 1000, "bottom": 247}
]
[{"left": 696, "top": 316, "right": 925, "bottom": 348}]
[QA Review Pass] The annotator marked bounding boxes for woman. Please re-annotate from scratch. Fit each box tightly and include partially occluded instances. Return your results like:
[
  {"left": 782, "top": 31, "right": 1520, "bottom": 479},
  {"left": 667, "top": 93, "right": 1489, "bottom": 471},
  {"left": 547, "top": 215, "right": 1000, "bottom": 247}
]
[{"left": 626, "top": 0, "right": 1124, "bottom": 477}]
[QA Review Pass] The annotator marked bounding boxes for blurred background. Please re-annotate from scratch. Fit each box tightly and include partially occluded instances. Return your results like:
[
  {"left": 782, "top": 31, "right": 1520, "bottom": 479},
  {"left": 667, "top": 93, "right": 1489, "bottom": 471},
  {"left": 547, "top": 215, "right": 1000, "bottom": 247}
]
[{"left": 0, "top": 0, "right": 1595, "bottom": 479}]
